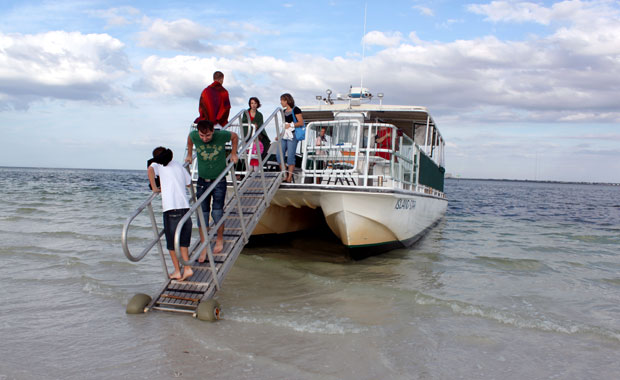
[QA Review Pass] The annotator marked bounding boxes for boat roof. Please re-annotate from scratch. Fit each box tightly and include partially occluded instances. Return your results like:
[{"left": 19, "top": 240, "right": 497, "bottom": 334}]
[{"left": 300, "top": 103, "right": 441, "bottom": 143}]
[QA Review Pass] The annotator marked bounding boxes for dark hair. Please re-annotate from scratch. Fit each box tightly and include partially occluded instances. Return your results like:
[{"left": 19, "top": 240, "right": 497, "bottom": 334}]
[
  {"left": 151, "top": 146, "right": 173, "bottom": 166},
  {"left": 280, "top": 93, "right": 295, "bottom": 108},
  {"left": 197, "top": 120, "right": 214, "bottom": 133},
  {"left": 213, "top": 71, "right": 224, "bottom": 81},
  {"left": 248, "top": 97, "right": 261, "bottom": 108}
]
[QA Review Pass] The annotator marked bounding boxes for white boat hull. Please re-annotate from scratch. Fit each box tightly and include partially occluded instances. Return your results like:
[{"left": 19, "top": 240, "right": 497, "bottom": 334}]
[{"left": 251, "top": 186, "right": 447, "bottom": 256}]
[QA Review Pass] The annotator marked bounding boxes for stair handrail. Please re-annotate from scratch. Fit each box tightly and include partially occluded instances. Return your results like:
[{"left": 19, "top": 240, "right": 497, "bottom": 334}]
[
  {"left": 173, "top": 107, "right": 287, "bottom": 270},
  {"left": 121, "top": 192, "right": 162, "bottom": 262}
]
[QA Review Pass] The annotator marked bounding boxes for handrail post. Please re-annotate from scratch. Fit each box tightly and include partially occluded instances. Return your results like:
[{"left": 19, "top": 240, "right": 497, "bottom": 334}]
[
  {"left": 230, "top": 165, "right": 248, "bottom": 243},
  {"left": 255, "top": 133, "right": 269, "bottom": 208},
  {"left": 147, "top": 202, "right": 169, "bottom": 281},
  {"left": 364, "top": 124, "right": 372, "bottom": 186},
  {"left": 121, "top": 192, "right": 166, "bottom": 263},
  {"left": 415, "top": 146, "right": 421, "bottom": 189},
  {"left": 203, "top": 230, "right": 221, "bottom": 290}
]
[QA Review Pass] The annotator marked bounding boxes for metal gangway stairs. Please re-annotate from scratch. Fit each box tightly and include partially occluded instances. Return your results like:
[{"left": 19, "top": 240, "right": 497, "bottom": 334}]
[{"left": 121, "top": 107, "right": 286, "bottom": 320}]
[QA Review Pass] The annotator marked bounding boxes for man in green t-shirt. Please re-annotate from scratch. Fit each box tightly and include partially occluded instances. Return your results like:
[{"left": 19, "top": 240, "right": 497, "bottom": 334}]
[{"left": 185, "top": 120, "right": 239, "bottom": 259}]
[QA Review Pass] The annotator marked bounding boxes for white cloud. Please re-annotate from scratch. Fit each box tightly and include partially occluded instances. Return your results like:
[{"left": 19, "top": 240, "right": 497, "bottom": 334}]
[
  {"left": 468, "top": 1, "right": 553, "bottom": 24},
  {"left": 136, "top": 55, "right": 216, "bottom": 97},
  {"left": 134, "top": 13, "right": 620, "bottom": 123},
  {"left": 408, "top": 32, "right": 423, "bottom": 45},
  {"left": 363, "top": 31, "right": 404, "bottom": 47},
  {"left": 467, "top": 0, "right": 619, "bottom": 26},
  {"left": 0, "top": 31, "right": 129, "bottom": 110},
  {"left": 136, "top": 55, "right": 304, "bottom": 102},
  {"left": 89, "top": 6, "right": 142, "bottom": 27},
  {"left": 137, "top": 18, "right": 248, "bottom": 54},
  {"left": 138, "top": 18, "right": 214, "bottom": 52},
  {"left": 413, "top": 5, "right": 434, "bottom": 16}
]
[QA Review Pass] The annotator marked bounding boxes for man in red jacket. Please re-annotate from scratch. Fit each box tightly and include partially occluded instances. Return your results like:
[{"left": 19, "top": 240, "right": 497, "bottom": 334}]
[{"left": 194, "top": 71, "right": 231, "bottom": 128}]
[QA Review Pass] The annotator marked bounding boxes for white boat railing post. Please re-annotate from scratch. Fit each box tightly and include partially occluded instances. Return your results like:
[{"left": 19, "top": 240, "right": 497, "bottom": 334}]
[
  {"left": 410, "top": 139, "right": 416, "bottom": 190},
  {"left": 398, "top": 134, "right": 403, "bottom": 189},
  {"left": 415, "top": 146, "right": 421, "bottom": 190},
  {"left": 389, "top": 125, "right": 396, "bottom": 189},
  {"left": 424, "top": 115, "right": 431, "bottom": 156},
  {"left": 354, "top": 120, "right": 361, "bottom": 183},
  {"left": 301, "top": 126, "right": 309, "bottom": 184},
  {"left": 363, "top": 124, "right": 371, "bottom": 187}
]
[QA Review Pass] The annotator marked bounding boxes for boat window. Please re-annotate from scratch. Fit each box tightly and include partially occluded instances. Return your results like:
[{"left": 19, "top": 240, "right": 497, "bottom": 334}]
[{"left": 333, "top": 120, "right": 358, "bottom": 145}]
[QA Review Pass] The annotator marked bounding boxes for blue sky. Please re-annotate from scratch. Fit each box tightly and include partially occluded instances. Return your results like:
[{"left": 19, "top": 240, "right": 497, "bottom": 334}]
[{"left": 1, "top": 0, "right": 619, "bottom": 182}]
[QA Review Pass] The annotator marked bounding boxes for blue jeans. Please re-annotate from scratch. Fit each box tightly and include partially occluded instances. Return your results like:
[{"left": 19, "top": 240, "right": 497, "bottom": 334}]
[
  {"left": 276, "top": 138, "right": 298, "bottom": 166},
  {"left": 196, "top": 177, "right": 226, "bottom": 227}
]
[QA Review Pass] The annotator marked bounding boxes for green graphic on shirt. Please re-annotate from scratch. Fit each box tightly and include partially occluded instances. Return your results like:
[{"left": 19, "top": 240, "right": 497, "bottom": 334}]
[
  {"left": 197, "top": 145, "right": 224, "bottom": 161},
  {"left": 190, "top": 130, "right": 231, "bottom": 180}
]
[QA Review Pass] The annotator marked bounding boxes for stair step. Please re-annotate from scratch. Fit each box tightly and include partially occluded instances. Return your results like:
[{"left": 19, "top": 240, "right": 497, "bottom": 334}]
[{"left": 160, "top": 294, "right": 201, "bottom": 303}]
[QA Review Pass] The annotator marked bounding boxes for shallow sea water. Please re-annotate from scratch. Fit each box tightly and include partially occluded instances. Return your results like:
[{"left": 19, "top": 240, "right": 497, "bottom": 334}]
[{"left": 1, "top": 167, "right": 619, "bottom": 379}]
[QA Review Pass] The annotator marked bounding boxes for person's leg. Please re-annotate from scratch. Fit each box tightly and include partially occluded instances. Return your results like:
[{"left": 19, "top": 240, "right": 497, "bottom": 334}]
[
  {"left": 277, "top": 139, "right": 289, "bottom": 175},
  {"left": 178, "top": 214, "right": 193, "bottom": 280},
  {"left": 286, "top": 139, "right": 298, "bottom": 182},
  {"left": 196, "top": 178, "right": 213, "bottom": 262},
  {"left": 179, "top": 247, "right": 193, "bottom": 280},
  {"left": 167, "top": 250, "right": 182, "bottom": 279},
  {"left": 211, "top": 179, "right": 227, "bottom": 254},
  {"left": 163, "top": 211, "right": 182, "bottom": 279},
  {"left": 281, "top": 139, "right": 290, "bottom": 181}
]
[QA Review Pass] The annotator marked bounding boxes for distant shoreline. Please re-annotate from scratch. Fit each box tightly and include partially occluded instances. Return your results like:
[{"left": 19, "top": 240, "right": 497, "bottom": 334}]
[
  {"left": 2, "top": 166, "right": 619, "bottom": 186},
  {"left": 0, "top": 165, "right": 144, "bottom": 172},
  {"left": 446, "top": 177, "right": 620, "bottom": 187}
]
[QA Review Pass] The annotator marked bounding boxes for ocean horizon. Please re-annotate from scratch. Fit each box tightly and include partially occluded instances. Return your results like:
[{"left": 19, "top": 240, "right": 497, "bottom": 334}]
[{"left": 2, "top": 165, "right": 618, "bottom": 186}]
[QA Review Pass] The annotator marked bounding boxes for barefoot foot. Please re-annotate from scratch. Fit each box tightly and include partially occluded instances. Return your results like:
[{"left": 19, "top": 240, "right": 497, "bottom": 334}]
[
  {"left": 213, "top": 240, "right": 224, "bottom": 254},
  {"left": 180, "top": 267, "right": 193, "bottom": 281},
  {"left": 170, "top": 271, "right": 182, "bottom": 280}
]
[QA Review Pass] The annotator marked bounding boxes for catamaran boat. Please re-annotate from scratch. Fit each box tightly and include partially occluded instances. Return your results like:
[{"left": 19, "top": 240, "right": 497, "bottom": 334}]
[
  {"left": 229, "top": 87, "right": 448, "bottom": 259},
  {"left": 120, "top": 87, "right": 448, "bottom": 318}
]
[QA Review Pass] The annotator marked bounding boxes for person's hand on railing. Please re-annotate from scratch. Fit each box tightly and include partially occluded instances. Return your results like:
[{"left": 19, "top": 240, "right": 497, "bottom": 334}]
[
  {"left": 184, "top": 154, "right": 192, "bottom": 165},
  {"left": 230, "top": 151, "right": 239, "bottom": 164}
]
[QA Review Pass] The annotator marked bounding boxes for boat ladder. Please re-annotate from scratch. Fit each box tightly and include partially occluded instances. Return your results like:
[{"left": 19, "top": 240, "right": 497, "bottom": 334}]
[{"left": 121, "top": 107, "right": 287, "bottom": 320}]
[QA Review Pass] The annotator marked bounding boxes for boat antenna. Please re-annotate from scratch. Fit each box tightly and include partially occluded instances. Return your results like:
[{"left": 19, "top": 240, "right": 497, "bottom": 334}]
[{"left": 360, "top": 2, "right": 367, "bottom": 92}]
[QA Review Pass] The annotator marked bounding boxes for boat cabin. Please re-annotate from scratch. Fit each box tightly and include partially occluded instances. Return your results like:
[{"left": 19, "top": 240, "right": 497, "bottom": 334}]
[{"left": 293, "top": 102, "right": 446, "bottom": 194}]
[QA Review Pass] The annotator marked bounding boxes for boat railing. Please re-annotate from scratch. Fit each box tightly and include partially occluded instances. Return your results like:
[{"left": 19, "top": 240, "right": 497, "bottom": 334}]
[{"left": 299, "top": 121, "right": 422, "bottom": 191}]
